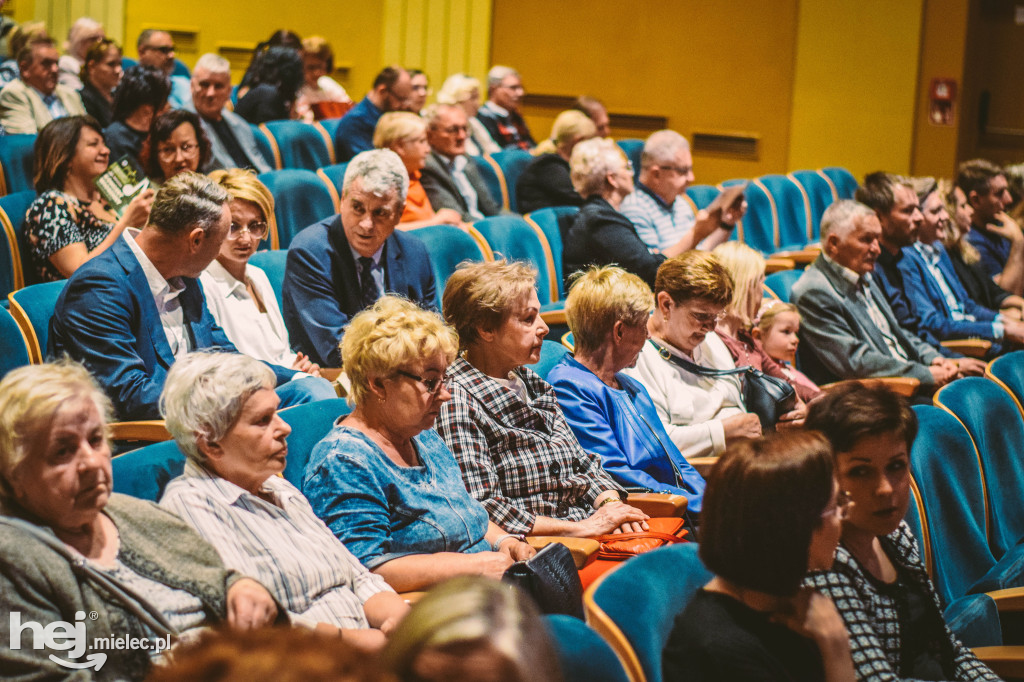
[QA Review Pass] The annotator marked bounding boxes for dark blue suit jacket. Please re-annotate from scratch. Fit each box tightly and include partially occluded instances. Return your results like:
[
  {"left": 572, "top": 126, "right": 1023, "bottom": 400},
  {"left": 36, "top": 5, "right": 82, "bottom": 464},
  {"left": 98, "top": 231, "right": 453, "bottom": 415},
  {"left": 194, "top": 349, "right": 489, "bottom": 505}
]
[
  {"left": 898, "top": 244, "right": 999, "bottom": 341},
  {"left": 281, "top": 216, "right": 437, "bottom": 368},
  {"left": 49, "top": 237, "right": 296, "bottom": 420},
  {"left": 333, "top": 96, "right": 380, "bottom": 163}
]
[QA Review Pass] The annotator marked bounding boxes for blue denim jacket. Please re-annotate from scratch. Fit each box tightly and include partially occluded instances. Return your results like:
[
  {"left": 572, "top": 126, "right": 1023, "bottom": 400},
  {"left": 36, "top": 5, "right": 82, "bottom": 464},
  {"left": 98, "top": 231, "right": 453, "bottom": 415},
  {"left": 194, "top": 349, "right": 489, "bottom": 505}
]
[
  {"left": 548, "top": 355, "right": 705, "bottom": 513},
  {"left": 302, "top": 426, "right": 490, "bottom": 569}
]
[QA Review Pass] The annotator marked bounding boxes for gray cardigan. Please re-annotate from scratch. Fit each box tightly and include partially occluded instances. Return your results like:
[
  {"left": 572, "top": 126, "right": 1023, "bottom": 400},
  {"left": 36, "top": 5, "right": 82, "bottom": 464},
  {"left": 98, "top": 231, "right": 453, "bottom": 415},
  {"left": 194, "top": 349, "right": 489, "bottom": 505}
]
[{"left": 0, "top": 493, "right": 245, "bottom": 681}]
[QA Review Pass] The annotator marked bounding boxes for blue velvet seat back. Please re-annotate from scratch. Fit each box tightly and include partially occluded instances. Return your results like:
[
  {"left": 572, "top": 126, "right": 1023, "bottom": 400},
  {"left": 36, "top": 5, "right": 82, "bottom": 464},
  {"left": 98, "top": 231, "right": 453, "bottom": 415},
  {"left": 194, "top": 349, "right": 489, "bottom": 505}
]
[
  {"left": 987, "top": 350, "right": 1024, "bottom": 412},
  {"left": 473, "top": 215, "right": 554, "bottom": 304},
  {"left": 525, "top": 206, "right": 579, "bottom": 301},
  {"left": 757, "top": 174, "right": 811, "bottom": 251},
  {"left": 789, "top": 170, "right": 836, "bottom": 242},
  {"left": 248, "top": 249, "right": 288, "bottom": 311},
  {"left": 724, "top": 178, "right": 773, "bottom": 254},
  {"left": 280, "top": 398, "right": 351, "bottom": 487},
  {"left": 763, "top": 269, "right": 802, "bottom": 303},
  {"left": 588, "top": 543, "right": 711, "bottom": 682},
  {"left": 317, "top": 162, "right": 348, "bottom": 198},
  {"left": 545, "top": 614, "right": 629, "bottom": 682},
  {"left": 263, "top": 120, "right": 331, "bottom": 171},
  {"left": 257, "top": 169, "right": 336, "bottom": 249},
  {"left": 491, "top": 149, "right": 533, "bottom": 212},
  {"left": 527, "top": 340, "right": 569, "bottom": 381},
  {"left": 0, "top": 134, "right": 36, "bottom": 195},
  {"left": 685, "top": 184, "right": 720, "bottom": 211},
  {"left": 470, "top": 155, "right": 506, "bottom": 211},
  {"left": 250, "top": 124, "right": 280, "bottom": 169},
  {"left": 407, "top": 224, "right": 488, "bottom": 309},
  {"left": 820, "top": 167, "right": 858, "bottom": 199},
  {"left": 615, "top": 139, "right": 644, "bottom": 176},
  {"left": 1, "top": 190, "right": 40, "bottom": 292},
  {"left": 8, "top": 280, "right": 65, "bottom": 360},
  {"left": 0, "top": 304, "right": 31, "bottom": 378}
]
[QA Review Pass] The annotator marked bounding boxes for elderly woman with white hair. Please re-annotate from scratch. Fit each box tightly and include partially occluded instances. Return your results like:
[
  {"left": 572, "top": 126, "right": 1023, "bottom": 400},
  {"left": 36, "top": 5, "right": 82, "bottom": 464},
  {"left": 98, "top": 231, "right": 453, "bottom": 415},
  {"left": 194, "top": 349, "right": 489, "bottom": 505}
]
[
  {"left": 547, "top": 265, "right": 706, "bottom": 511},
  {"left": 159, "top": 352, "right": 409, "bottom": 652},
  {"left": 436, "top": 73, "right": 499, "bottom": 156},
  {"left": 59, "top": 17, "right": 104, "bottom": 90},
  {"left": 515, "top": 109, "right": 597, "bottom": 213},
  {"left": 0, "top": 361, "right": 281, "bottom": 680}
]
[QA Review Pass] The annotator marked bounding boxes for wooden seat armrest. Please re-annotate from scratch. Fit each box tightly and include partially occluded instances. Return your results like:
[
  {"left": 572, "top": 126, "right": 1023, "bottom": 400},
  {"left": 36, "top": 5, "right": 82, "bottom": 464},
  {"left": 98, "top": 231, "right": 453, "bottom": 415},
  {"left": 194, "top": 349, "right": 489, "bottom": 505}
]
[
  {"left": 688, "top": 456, "right": 719, "bottom": 478},
  {"left": 986, "top": 586, "right": 1024, "bottom": 611},
  {"left": 970, "top": 646, "right": 1024, "bottom": 679},
  {"left": 821, "top": 377, "right": 921, "bottom": 398},
  {"left": 526, "top": 536, "right": 600, "bottom": 568},
  {"left": 320, "top": 367, "right": 344, "bottom": 382},
  {"left": 110, "top": 420, "right": 171, "bottom": 443},
  {"left": 540, "top": 309, "right": 567, "bottom": 325},
  {"left": 941, "top": 339, "right": 992, "bottom": 359},
  {"left": 771, "top": 250, "right": 817, "bottom": 265},
  {"left": 399, "top": 591, "right": 426, "bottom": 604},
  {"left": 625, "top": 492, "right": 688, "bottom": 517},
  {"left": 764, "top": 257, "right": 796, "bottom": 273}
]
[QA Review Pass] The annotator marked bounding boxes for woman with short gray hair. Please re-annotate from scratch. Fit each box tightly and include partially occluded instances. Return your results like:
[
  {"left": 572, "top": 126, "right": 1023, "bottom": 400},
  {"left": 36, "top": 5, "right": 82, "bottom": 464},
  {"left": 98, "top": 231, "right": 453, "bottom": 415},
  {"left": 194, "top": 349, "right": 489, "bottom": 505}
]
[{"left": 160, "top": 352, "right": 409, "bottom": 651}]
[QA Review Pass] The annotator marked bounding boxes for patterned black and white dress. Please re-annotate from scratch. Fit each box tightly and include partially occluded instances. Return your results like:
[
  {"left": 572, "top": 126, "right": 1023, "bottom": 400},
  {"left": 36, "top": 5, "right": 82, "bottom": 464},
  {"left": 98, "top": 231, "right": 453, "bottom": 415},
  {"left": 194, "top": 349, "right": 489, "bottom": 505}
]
[{"left": 26, "top": 190, "right": 114, "bottom": 282}]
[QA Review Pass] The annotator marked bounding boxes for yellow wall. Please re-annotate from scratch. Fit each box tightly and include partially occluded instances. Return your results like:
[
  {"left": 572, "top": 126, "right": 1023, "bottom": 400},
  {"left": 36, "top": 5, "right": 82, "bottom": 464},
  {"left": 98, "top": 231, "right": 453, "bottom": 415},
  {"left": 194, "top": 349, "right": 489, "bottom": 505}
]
[{"left": 788, "top": 0, "right": 924, "bottom": 181}]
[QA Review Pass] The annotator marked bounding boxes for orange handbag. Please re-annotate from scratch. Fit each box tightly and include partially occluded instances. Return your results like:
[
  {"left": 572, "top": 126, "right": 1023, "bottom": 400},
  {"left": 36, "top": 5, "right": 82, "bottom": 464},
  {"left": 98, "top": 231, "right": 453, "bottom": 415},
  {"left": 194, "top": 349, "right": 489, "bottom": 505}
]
[{"left": 594, "top": 517, "right": 689, "bottom": 561}]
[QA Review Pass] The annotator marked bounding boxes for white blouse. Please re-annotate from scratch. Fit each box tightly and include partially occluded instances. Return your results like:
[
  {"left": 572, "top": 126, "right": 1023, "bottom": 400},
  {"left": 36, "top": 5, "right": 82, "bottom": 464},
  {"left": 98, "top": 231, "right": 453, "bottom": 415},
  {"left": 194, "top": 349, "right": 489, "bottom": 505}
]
[
  {"left": 622, "top": 333, "right": 746, "bottom": 461},
  {"left": 199, "top": 260, "right": 297, "bottom": 368}
]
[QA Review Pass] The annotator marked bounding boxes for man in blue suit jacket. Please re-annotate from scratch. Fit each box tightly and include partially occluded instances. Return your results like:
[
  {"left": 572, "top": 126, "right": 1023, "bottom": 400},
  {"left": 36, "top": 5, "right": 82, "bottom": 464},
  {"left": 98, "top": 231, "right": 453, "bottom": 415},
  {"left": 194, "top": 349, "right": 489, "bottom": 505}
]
[
  {"left": 50, "top": 172, "right": 333, "bottom": 420},
  {"left": 283, "top": 149, "right": 436, "bottom": 367},
  {"left": 334, "top": 66, "right": 412, "bottom": 163}
]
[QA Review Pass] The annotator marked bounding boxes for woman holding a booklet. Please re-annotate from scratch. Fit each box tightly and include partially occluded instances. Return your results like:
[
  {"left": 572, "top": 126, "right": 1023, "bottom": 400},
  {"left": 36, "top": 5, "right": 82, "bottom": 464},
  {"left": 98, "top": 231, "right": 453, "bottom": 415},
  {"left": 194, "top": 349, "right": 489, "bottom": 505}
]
[{"left": 26, "top": 115, "right": 153, "bottom": 281}]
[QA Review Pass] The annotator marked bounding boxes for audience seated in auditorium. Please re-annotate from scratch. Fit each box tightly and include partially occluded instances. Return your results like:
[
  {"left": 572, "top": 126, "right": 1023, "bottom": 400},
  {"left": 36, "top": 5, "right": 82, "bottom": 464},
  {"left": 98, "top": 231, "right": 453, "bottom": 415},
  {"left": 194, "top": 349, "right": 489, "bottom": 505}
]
[
  {"left": 898, "top": 176, "right": 1024, "bottom": 354},
  {"left": 160, "top": 352, "right": 408, "bottom": 651},
  {"left": 754, "top": 300, "right": 821, "bottom": 399},
  {"left": 0, "top": 361, "right": 283, "bottom": 681},
  {"left": 620, "top": 130, "right": 742, "bottom": 253},
  {"left": 420, "top": 103, "right": 501, "bottom": 221},
  {"left": 663, "top": 432, "right": 854, "bottom": 682},
  {"left": 282, "top": 149, "right": 436, "bottom": 368},
  {"left": 476, "top": 65, "right": 535, "bottom": 151},
  {"left": 547, "top": 265, "right": 706, "bottom": 507},
  {"left": 202, "top": 168, "right": 321, "bottom": 375},
  {"left": 957, "top": 159, "right": 1024, "bottom": 296},
  {"left": 57, "top": 17, "right": 103, "bottom": 91},
  {"left": 942, "top": 179, "right": 1024, "bottom": 319},
  {"left": 435, "top": 73, "right": 499, "bottom": 156},
  {"left": 805, "top": 384, "right": 1000, "bottom": 681},
  {"left": 373, "top": 111, "right": 463, "bottom": 229},
  {"left": 237, "top": 29, "right": 302, "bottom": 96},
  {"left": 437, "top": 260, "right": 650, "bottom": 538},
  {"left": 104, "top": 65, "right": 170, "bottom": 166},
  {"left": 295, "top": 35, "right": 351, "bottom": 122},
  {"left": 49, "top": 172, "right": 334, "bottom": 420},
  {"left": 136, "top": 28, "right": 189, "bottom": 108},
  {"left": 335, "top": 65, "right": 412, "bottom": 162},
  {"left": 0, "top": 5, "right": 16, "bottom": 61},
  {"left": 26, "top": 116, "right": 153, "bottom": 281},
  {"left": 0, "top": 35, "right": 84, "bottom": 134},
  {"left": 235, "top": 45, "right": 303, "bottom": 125},
  {"left": 0, "top": 21, "right": 48, "bottom": 88},
  {"left": 407, "top": 68, "right": 429, "bottom": 113},
  {"left": 515, "top": 109, "right": 595, "bottom": 213},
  {"left": 573, "top": 95, "right": 610, "bottom": 138},
  {"left": 624, "top": 251, "right": 761, "bottom": 459},
  {"left": 713, "top": 241, "right": 820, "bottom": 403},
  {"left": 383, "top": 576, "right": 562, "bottom": 682},
  {"left": 188, "top": 53, "right": 272, "bottom": 174},
  {"left": 145, "top": 109, "right": 211, "bottom": 187},
  {"left": 563, "top": 137, "right": 667, "bottom": 289},
  {"left": 77, "top": 37, "right": 121, "bottom": 127},
  {"left": 791, "top": 200, "right": 975, "bottom": 390},
  {"left": 302, "top": 296, "right": 536, "bottom": 593}
]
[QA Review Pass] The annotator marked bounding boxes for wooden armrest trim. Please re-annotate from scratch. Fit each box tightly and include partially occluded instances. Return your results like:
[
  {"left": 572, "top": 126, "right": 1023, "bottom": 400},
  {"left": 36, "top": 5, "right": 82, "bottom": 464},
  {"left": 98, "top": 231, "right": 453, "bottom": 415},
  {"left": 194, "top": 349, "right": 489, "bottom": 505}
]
[
  {"left": 689, "top": 456, "right": 719, "bottom": 478},
  {"left": 540, "top": 310, "right": 567, "bottom": 325},
  {"left": 626, "top": 492, "right": 688, "bottom": 517},
  {"left": 986, "top": 586, "right": 1024, "bottom": 611},
  {"left": 821, "top": 377, "right": 920, "bottom": 397},
  {"left": 526, "top": 536, "right": 600, "bottom": 569},
  {"left": 764, "top": 258, "right": 796, "bottom": 273},
  {"left": 971, "top": 646, "right": 1024, "bottom": 678},
  {"left": 941, "top": 339, "right": 993, "bottom": 359},
  {"left": 110, "top": 420, "right": 171, "bottom": 443}
]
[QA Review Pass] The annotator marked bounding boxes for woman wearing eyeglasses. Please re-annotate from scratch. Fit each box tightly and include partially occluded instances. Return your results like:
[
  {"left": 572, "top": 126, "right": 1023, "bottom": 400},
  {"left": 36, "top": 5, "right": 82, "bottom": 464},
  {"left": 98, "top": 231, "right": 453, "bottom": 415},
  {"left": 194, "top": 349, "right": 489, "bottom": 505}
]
[
  {"left": 201, "top": 168, "right": 322, "bottom": 377},
  {"left": 144, "top": 109, "right": 211, "bottom": 188},
  {"left": 303, "top": 296, "right": 536, "bottom": 593},
  {"left": 623, "top": 251, "right": 764, "bottom": 461}
]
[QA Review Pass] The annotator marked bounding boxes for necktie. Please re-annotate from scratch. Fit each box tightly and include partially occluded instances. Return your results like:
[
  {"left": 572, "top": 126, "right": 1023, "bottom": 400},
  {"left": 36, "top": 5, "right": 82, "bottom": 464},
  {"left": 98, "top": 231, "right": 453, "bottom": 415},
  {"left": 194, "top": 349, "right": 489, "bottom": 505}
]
[{"left": 358, "top": 256, "right": 379, "bottom": 309}]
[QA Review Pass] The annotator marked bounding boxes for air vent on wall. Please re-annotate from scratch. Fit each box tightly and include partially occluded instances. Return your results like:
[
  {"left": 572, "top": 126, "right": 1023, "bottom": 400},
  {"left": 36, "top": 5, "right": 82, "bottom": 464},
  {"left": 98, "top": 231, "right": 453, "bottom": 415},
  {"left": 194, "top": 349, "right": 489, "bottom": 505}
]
[
  {"left": 691, "top": 131, "right": 760, "bottom": 160},
  {"left": 218, "top": 44, "right": 258, "bottom": 72}
]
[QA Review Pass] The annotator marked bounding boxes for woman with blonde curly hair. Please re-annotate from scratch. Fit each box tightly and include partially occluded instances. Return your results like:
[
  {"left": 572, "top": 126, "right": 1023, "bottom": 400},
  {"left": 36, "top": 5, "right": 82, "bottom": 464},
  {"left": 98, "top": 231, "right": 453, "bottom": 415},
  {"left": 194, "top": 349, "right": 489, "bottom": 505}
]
[
  {"left": 515, "top": 109, "right": 597, "bottom": 213},
  {"left": 302, "top": 296, "right": 535, "bottom": 593}
]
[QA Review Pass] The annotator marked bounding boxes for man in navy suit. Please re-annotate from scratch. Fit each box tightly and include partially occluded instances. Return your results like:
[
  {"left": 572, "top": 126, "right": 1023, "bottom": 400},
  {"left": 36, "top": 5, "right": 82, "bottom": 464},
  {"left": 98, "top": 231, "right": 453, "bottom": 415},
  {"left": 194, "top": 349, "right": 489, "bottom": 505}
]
[
  {"left": 282, "top": 149, "right": 437, "bottom": 367},
  {"left": 50, "top": 172, "right": 334, "bottom": 420}
]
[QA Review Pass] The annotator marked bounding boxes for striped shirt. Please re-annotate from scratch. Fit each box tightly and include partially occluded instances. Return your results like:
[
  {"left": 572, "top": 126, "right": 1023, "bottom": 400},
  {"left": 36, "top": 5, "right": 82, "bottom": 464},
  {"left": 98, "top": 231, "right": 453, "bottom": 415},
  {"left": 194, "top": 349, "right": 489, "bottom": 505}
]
[
  {"left": 620, "top": 182, "right": 698, "bottom": 251},
  {"left": 160, "top": 461, "right": 393, "bottom": 628}
]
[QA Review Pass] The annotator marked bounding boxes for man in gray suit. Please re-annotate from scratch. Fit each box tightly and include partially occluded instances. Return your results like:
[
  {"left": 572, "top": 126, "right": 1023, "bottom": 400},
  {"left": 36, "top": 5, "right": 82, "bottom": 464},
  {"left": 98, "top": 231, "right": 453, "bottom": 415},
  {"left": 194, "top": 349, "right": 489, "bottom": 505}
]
[
  {"left": 187, "top": 53, "right": 271, "bottom": 174},
  {"left": 792, "top": 200, "right": 972, "bottom": 391},
  {"left": 421, "top": 103, "right": 501, "bottom": 222}
]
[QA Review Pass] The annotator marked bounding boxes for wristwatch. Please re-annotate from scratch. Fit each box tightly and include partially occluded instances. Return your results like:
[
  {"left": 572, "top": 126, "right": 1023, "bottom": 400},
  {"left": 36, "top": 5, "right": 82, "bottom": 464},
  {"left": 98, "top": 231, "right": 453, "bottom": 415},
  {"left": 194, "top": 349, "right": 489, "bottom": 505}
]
[{"left": 492, "top": 533, "right": 526, "bottom": 552}]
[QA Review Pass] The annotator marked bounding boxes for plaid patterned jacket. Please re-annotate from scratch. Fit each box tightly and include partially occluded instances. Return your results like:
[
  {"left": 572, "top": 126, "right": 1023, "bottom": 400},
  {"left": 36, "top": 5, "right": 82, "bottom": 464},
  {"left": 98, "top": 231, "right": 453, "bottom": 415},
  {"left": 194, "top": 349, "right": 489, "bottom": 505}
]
[
  {"left": 805, "top": 522, "right": 999, "bottom": 681},
  {"left": 436, "top": 357, "right": 625, "bottom": 534}
]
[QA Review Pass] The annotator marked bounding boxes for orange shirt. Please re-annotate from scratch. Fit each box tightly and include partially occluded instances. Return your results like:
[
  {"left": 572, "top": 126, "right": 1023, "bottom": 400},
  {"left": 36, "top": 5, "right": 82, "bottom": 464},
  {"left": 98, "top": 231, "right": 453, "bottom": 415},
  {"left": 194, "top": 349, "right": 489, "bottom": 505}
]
[{"left": 401, "top": 172, "right": 435, "bottom": 223}]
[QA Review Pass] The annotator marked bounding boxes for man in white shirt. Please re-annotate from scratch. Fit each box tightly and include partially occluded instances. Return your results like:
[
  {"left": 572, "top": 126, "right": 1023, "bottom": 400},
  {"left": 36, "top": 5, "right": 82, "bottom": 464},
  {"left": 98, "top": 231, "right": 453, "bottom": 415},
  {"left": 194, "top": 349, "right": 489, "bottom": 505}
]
[{"left": 50, "top": 172, "right": 334, "bottom": 420}]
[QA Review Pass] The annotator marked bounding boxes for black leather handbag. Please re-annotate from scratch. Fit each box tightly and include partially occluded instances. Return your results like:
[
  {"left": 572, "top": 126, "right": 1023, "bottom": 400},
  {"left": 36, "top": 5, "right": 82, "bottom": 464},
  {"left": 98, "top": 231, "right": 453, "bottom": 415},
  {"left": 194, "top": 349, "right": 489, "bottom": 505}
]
[
  {"left": 650, "top": 340, "right": 796, "bottom": 431},
  {"left": 502, "top": 542, "right": 584, "bottom": 619}
]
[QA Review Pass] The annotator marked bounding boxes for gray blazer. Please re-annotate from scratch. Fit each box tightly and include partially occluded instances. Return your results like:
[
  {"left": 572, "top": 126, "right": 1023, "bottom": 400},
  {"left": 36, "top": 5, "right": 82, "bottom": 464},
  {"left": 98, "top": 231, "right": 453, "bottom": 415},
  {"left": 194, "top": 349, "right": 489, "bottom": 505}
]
[
  {"left": 420, "top": 151, "right": 501, "bottom": 221},
  {"left": 792, "top": 254, "right": 940, "bottom": 386},
  {"left": 188, "top": 104, "right": 272, "bottom": 174}
]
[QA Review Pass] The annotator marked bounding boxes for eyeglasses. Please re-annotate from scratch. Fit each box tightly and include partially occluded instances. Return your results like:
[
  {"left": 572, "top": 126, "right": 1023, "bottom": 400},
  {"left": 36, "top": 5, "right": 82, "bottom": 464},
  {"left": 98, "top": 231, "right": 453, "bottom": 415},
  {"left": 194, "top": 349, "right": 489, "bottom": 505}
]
[
  {"left": 146, "top": 45, "right": 175, "bottom": 54},
  {"left": 227, "top": 221, "right": 268, "bottom": 241},
  {"left": 395, "top": 369, "right": 451, "bottom": 395},
  {"left": 685, "top": 308, "right": 725, "bottom": 330},
  {"left": 821, "top": 490, "right": 853, "bottom": 520},
  {"left": 657, "top": 164, "right": 693, "bottom": 176},
  {"left": 440, "top": 125, "right": 468, "bottom": 135},
  {"left": 157, "top": 142, "right": 199, "bottom": 160}
]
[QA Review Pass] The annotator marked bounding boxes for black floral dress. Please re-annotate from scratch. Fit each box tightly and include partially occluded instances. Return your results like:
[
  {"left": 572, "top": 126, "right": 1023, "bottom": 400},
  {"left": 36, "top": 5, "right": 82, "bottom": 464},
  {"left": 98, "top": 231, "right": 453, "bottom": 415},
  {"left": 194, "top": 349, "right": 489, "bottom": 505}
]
[{"left": 27, "top": 190, "right": 115, "bottom": 282}]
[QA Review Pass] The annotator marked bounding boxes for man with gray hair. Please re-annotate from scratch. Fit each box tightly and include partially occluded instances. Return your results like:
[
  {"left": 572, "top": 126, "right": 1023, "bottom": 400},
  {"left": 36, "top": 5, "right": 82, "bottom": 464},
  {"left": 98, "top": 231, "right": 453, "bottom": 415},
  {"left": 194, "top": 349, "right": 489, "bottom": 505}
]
[
  {"left": 476, "top": 65, "right": 535, "bottom": 150},
  {"left": 421, "top": 103, "right": 501, "bottom": 221},
  {"left": 791, "top": 199, "right": 962, "bottom": 393},
  {"left": 187, "top": 53, "right": 271, "bottom": 173},
  {"left": 282, "top": 149, "right": 437, "bottom": 367},
  {"left": 50, "top": 171, "right": 333, "bottom": 420},
  {"left": 620, "top": 129, "right": 743, "bottom": 252}
]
